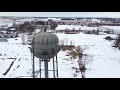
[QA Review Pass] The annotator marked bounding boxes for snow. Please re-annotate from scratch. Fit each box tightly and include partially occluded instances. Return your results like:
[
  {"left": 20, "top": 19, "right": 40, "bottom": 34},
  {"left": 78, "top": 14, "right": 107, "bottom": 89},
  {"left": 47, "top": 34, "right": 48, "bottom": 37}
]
[
  {"left": 0, "top": 22, "right": 120, "bottom": 78},
  {"left": 56, "top": 25, "right": 81, "bottom": 30},
  {"left": 0, "top": 34, "right": 81, "bottom": 78},
  {"left": 40, "top": 18, "right": 61, "bottom": 22},
  {"left": 56, "top": 33, "right": 120, "bottom": 78},
  {"left": 56, "top": 25, "right": 120, "bottom": 34},
  {"left": 101, "top": 26, "right": 120, "bottom": 34},
  {"left": 81, "top": 26, "right": 98, "bottom": 31},
  {"left": 80, "top": 19, "right": 101, "bottom": 23},
  {"left": 0, "top": 18, "right": 15, "bottom": 27},
  {"left": 0, "top": 22, "right": 13, "bottom": 27},
  {"left": 15, "top": 21, "right": 24, "bottom": 25},
  {"left": 0, "top": 35, "right": 31, "bottom": 77},
  {"left": 9, "top": 28, "right": 15, "bottom": 30},
  {"left": 56, "top": 25, "right": 98, "bottom": 31},
  {"left": 16, "top": 18, "right": 36, "bottom": 22},
  {"left": 91, "top": 19, "right": 101, "bottom": 23}
]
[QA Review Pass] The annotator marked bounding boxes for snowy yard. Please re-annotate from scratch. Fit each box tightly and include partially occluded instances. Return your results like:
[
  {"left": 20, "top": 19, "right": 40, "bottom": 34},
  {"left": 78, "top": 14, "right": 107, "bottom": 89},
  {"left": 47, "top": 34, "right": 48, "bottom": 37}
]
[
  {"left": 1, "top": 13, "right": 120, "bottom": 78},
  {"left": 0, "top": 32, "right": 120, "bottom": 78},
  {"left": 0, "top": 34, "right": 81, "bottom": 78},
  {"left": 56, "top": 33, "right": 120, "bottom": 78}
]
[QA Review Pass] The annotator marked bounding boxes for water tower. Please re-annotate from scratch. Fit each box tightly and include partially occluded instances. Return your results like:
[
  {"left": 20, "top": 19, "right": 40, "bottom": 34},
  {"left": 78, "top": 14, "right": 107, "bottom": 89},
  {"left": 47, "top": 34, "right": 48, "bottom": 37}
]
[{"left": 31, "top": 30, "right": 60, "bottom": 78}]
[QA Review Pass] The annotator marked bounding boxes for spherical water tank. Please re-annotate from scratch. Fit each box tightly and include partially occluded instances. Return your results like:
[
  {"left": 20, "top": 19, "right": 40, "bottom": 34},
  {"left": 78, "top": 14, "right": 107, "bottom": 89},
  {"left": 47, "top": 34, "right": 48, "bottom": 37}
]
[{"left": 31, "top": 31, "right": 60, "bottom": 59}]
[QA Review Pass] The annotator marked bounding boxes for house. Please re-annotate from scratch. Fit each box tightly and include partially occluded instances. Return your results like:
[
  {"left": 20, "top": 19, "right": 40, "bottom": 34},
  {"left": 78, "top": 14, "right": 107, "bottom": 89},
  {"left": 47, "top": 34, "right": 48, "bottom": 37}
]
[
  {"left": 4, "top": 27, "right": 18, "bottom": 38},
  {"left": 4, "top": 32, "right": 18, "bottom": 38},
  {"left": 6, "top": 27, "right": 16, "bottom": 33}
]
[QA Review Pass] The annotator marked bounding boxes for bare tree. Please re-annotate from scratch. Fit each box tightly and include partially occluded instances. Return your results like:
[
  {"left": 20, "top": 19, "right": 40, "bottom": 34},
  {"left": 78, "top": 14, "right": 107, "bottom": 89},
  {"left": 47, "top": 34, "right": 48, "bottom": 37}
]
[
  {"left": 81, "top": 55, "right": 93, "bottom": 66},
  {"left": 113, "top": 34, "right": 120, "bottom": 48},
  {"left": 75, "top": 45, "right": 93, "bottom": 78},
  {"left": 78, "top": 54, "right": 93, "bottom": 78}
]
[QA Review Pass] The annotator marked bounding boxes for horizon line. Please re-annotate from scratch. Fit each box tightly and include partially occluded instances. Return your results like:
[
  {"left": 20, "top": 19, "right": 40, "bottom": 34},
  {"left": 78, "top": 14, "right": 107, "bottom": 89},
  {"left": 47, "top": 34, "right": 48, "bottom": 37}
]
[{"left": 0, "top": 16, "right": 120, "bottom": 18}]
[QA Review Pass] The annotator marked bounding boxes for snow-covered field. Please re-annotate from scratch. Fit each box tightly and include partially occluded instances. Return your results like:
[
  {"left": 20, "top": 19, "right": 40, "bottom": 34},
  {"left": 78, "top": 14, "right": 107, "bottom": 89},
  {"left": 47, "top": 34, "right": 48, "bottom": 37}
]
[
  {"left": 101, "top": 26, "right": 120, "bottom": 33},
  {"left": 0, "top": 17, "right": 120, "bottom": 78},
  {"left": 0, "top": 32, "right": 120, "bottom": 78},
  {"left": 57, "top": 33, "right": 120, "bottom": 78},
  {"left": 56, "top": 25, "right": 98, "bottom": 31},
  {"left": 0, "top": 34, "right": 81, "bottom": 78}
]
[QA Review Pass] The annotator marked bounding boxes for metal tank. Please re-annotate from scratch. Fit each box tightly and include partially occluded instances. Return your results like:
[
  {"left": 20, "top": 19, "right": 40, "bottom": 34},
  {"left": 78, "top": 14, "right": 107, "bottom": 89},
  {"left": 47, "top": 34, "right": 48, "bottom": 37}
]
[
  {"left": 31, "top": 31, "right": 60, "bottom": 60},
  {"left": 31, "top": 30, "right": 60, "bottom": 78}
]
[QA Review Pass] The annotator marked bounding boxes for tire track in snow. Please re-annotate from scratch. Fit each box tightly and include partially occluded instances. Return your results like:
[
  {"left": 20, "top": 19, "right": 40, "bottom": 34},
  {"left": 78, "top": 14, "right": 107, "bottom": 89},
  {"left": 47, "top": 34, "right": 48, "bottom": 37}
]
[
  {"left": 3, "top": 59, "right": 16, "bottom": 75},
  {"left": 4, "top": 45, "right": 24, "bottom": 78}
]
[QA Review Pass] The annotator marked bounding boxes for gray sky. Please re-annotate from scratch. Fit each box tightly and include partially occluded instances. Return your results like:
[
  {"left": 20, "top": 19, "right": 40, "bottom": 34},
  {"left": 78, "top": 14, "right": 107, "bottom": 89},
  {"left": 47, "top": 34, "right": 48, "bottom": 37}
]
[{"left": 0, "top": 12, "right": 120, "bottom": 18}]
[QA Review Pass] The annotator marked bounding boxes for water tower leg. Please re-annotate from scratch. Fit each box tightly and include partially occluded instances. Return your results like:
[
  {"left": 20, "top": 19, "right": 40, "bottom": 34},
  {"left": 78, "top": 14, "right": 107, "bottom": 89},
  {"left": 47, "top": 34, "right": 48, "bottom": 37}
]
[
  {"left": 32, "top": 53, "right": 35, "bottom": 78},
  {"left": 56, "top": 55, "right": 59, "bottom": 78},
  {"left": 32, "top": 39, "right": 35, "bottom": 78},
  {"left": 39, "top": 59, "right": 41, "bottom": 78},
  {"left": 44, "top": 60, "right": 49, "bottom": 78},
  {"left": 53, "top": 57, "right": 55, "bottom": 78}
]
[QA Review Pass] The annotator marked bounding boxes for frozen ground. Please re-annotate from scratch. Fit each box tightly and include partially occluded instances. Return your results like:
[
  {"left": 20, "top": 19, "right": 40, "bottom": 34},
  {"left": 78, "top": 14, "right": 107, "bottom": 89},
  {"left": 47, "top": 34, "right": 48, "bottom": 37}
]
[
  {"left": 0, "top": 32, "right": 120, "bottom": 78},
  {"left": 56, "top": 25, "right": 98, "bottom": 31},
  {"left": 56, "top": 33, "right": 120, "bottom": 78},
  {"left": 0, "top": 34, "right": 81, "bottom": 78},
  {"left": 101, "top": 26, "right": 120, "bottom": 33}
]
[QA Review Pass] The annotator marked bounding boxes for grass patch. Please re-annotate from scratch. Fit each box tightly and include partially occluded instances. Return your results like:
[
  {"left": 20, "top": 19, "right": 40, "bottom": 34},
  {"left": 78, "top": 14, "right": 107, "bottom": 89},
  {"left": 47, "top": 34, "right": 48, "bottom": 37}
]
[
  {"left": 68, "top": 50, "right": 78, "bottom": 59},
  {"left": 60, "top": 45, "right": 74, "bottom": 51},
  {"left": 60, "top": 45, "right": 80, "bottom": 59}
]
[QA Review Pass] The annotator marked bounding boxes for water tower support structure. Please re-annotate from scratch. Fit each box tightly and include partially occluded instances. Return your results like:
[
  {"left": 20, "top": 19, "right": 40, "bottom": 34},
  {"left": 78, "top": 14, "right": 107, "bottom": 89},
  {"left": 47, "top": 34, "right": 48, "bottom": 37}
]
[{"left": 31, "top": 31, "right": 60, "bottom": 78}]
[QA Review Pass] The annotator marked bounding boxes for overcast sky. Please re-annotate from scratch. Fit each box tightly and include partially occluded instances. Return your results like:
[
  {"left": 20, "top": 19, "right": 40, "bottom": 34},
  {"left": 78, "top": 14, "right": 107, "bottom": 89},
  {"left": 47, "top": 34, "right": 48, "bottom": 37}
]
[{"left": 0, "top": 12, "right": 120, "bottom": 18}]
